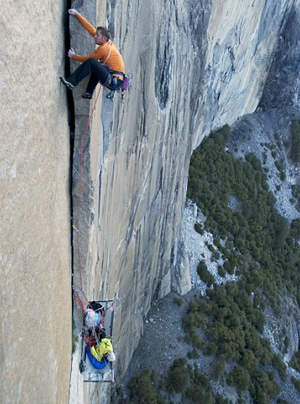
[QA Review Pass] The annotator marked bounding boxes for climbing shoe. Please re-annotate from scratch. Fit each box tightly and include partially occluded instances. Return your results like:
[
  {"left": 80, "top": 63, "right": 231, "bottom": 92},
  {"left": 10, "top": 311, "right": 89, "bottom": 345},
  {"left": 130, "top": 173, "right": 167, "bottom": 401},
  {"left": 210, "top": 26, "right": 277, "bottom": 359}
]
[
  {"left": 59, "top": 77, "right": 75, "bottom": 90},
  {"left": 82, "top": 92, "right": 92, "bottom": 99}
]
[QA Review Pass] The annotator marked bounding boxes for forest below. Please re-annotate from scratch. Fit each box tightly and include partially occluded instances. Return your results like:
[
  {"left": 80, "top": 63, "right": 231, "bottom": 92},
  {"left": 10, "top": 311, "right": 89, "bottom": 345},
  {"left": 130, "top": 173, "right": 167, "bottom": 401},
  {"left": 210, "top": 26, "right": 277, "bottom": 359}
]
[{"left": 115, "top": 122, "right": 300, "bottom": 404}]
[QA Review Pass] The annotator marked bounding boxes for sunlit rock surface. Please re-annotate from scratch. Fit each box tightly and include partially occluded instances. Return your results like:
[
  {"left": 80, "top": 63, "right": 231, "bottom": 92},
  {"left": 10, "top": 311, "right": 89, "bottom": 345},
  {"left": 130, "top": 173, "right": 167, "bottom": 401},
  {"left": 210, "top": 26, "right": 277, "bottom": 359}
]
[{"left": 1, "top": 2, "right": 71, "bottom": 404}]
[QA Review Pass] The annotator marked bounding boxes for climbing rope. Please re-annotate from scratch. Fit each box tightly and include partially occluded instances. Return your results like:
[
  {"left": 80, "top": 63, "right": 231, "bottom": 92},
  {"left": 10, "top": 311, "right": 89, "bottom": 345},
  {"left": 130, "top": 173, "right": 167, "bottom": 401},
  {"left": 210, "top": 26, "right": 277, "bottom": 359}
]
[{"left": 73, "top": 86, "right": 102, "bottom": 315}]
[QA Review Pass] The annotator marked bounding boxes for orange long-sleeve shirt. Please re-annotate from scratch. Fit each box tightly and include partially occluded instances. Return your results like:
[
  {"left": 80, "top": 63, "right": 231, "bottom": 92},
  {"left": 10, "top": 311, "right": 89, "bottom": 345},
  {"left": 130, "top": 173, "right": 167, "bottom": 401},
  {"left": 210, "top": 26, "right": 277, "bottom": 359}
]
[{"left": 73, "top": 13, "right": 125, "bottom": 77}]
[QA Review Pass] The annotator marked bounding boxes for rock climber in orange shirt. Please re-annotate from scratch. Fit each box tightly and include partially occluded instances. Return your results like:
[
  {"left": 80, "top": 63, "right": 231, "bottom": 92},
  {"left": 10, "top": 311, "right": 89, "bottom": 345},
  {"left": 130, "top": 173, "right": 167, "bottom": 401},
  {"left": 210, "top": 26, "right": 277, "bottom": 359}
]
[{"left": 60, "top": 9, "right": 125, "bottom": 99}]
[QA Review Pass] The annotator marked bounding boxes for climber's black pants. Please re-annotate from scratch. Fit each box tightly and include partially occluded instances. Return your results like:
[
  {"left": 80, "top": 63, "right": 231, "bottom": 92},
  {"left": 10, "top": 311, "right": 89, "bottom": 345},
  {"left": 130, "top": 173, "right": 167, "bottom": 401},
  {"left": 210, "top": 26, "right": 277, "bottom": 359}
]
[{"left": 67, "top": 58, "right": 111, "bottom": 95}]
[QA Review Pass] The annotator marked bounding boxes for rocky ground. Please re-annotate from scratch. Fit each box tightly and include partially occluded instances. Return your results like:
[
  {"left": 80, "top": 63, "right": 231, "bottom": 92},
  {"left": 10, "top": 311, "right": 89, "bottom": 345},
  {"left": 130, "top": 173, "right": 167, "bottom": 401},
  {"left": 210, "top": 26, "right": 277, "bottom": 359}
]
[
  {"left": 230, "top": 108, "right": 300, "bottom": 222},
  {"left": 117, "top": 201, "right": 240, "bottom": 402},
  {"left": 118, "top": 202, "right": 300, "bottom": 403},
  {"left": 117, "top": 108, "right": 300, "bottom": 403}
]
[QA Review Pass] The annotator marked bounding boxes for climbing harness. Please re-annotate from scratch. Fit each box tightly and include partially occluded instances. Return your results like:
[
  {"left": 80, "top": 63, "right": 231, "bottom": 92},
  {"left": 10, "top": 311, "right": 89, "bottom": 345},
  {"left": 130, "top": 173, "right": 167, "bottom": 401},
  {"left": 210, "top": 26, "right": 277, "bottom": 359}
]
[
  {"left": 105, "top": 72, "right": 131, "bottom": 102},
  {"left": 102, "top": 62, "right": 132, "bottom": 102}
]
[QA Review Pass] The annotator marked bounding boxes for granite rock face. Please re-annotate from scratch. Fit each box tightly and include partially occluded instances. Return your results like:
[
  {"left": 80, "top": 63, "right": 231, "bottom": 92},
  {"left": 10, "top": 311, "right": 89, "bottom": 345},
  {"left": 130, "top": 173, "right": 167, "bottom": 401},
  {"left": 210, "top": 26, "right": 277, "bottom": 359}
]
[
  {"left": 259, "top": 3, "right": 300, "bottom": 110},
  {"left": 1, "top": 0, "right": 300, "bottom": 403},
  {"left": 69, "top": 0, "right": 300, "bottom": 394},
  {"left": 1, "top": 2, "right": 72, "bottom": 404}
]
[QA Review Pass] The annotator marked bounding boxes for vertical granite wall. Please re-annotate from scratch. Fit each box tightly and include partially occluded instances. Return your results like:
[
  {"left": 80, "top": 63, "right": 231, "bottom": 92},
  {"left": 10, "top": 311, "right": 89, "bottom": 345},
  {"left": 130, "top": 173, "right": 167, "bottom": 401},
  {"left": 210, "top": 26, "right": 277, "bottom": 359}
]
[{"left": 1, "top": 1, "right": 72, "bottom": 403}]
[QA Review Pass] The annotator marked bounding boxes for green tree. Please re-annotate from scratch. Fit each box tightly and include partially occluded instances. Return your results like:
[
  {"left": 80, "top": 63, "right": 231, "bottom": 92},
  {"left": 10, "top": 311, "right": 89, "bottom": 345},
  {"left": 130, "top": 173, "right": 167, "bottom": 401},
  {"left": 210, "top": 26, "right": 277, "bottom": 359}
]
[
  {"left": 167, "top": 358, "right": 189, "bottom": 393},
  {"left": 128, "top": 369, "right": 166, "bottom": 404},
  {"left": 272, "top": 353, "right": 287, "bottom": 378},
  {"left": 197, "top": 260, "right": 215, "bottom": 286},
  {"left": 290, "top": 119, "right": 300, "bottom": 163},
  {"left": 291, "top": 376, "right": 300, "bottom": 393},
  {"left": 212, "top": 360, "right": 225, "bottom": 380},
  {"left": 240, "top": 349, "right": 258, "bottom": 372},
  {"left": 227, "top": 366, "right": 250, "bottom": 390}
]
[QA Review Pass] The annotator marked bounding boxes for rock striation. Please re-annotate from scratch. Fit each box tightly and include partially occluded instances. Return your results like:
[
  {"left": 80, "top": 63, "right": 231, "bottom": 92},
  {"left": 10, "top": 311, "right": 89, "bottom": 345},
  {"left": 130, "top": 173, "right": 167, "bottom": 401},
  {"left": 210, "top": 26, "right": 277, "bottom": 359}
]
[{"left": 69, "top": 0, "right": 300, "bottom": 397}]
